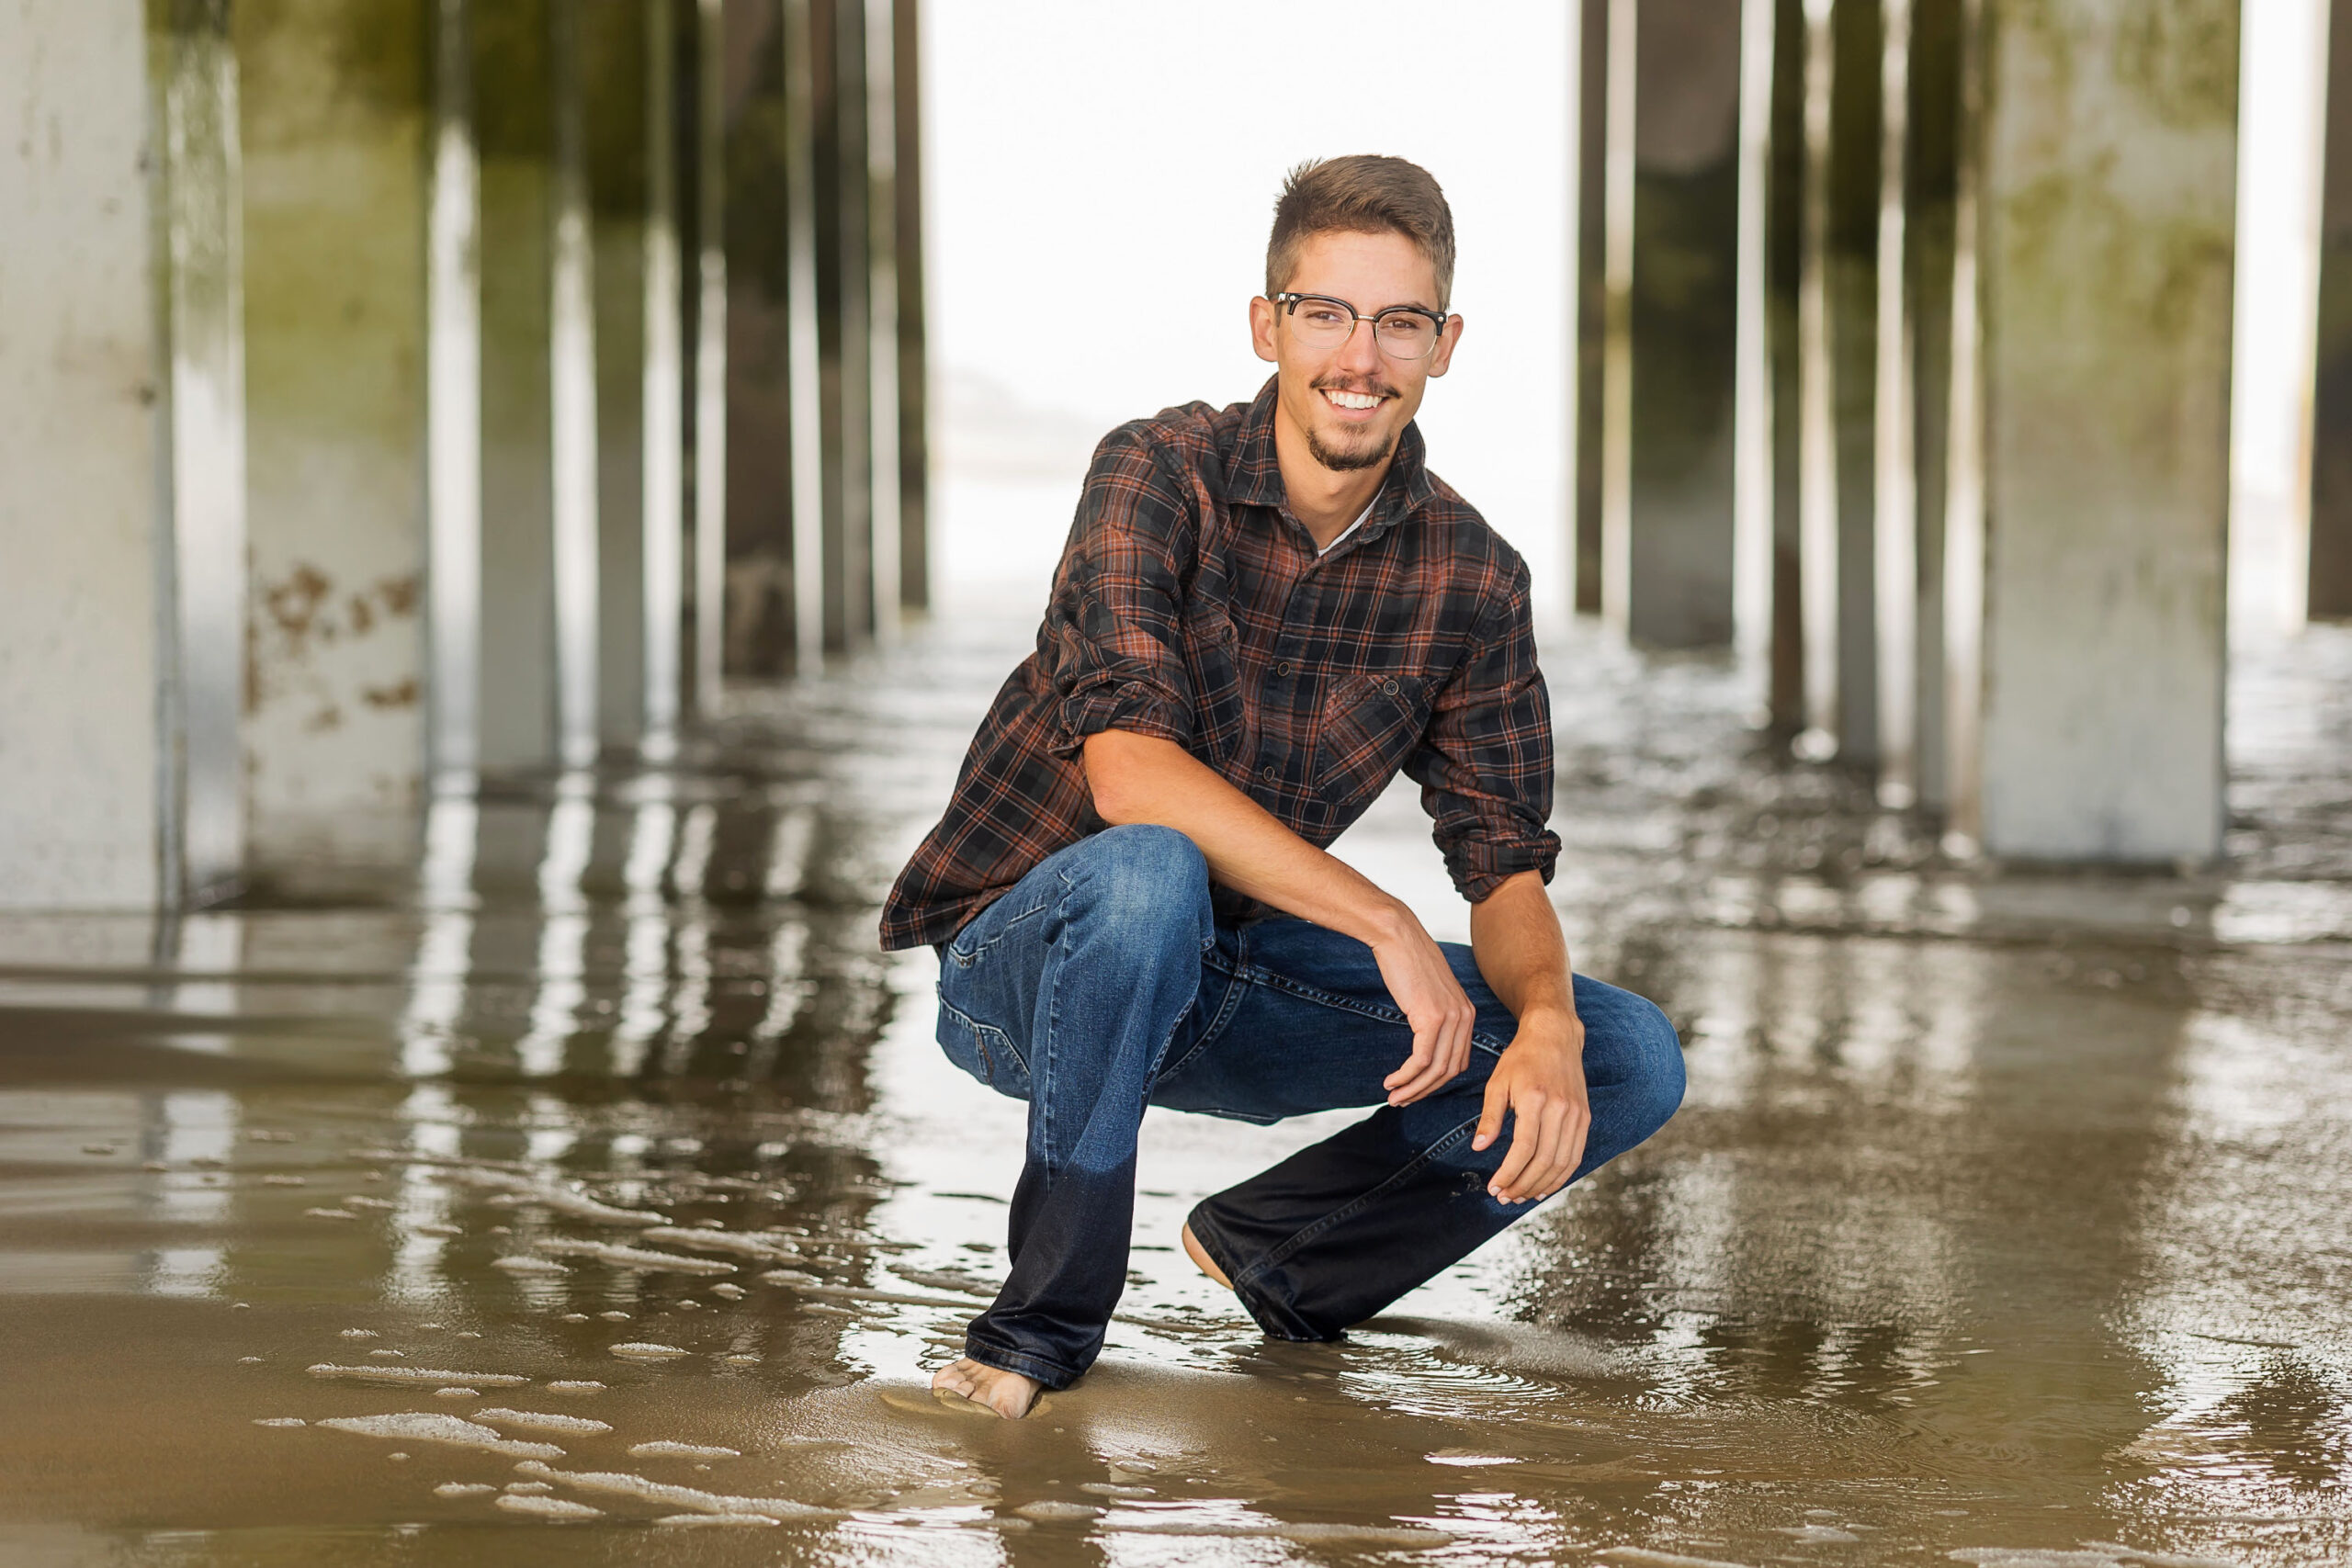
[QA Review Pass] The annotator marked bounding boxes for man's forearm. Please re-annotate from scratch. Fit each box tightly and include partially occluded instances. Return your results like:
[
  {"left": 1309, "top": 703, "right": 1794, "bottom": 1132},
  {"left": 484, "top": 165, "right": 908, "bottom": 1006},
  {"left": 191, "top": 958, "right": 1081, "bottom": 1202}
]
[
  {"left": 1468, "top": 871, "right": 1579, "bottom": 1044},
  {"left": 1081, "top": 730, "right": 1409, "bottom": 947}
]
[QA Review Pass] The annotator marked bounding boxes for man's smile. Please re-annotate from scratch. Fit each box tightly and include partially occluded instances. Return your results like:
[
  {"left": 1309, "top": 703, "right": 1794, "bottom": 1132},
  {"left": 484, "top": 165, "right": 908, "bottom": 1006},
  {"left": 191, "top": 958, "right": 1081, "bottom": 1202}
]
[{"left": 1317, "top": 381, "right": 1396, "bottom": 421}]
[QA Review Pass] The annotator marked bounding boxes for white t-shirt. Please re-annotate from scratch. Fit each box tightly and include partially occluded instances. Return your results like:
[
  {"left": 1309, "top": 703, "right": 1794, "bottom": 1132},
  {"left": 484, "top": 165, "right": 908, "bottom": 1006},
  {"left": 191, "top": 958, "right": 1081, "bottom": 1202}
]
[{"left": 1317, "top": 497, "right": 1378, "bottom": 558}]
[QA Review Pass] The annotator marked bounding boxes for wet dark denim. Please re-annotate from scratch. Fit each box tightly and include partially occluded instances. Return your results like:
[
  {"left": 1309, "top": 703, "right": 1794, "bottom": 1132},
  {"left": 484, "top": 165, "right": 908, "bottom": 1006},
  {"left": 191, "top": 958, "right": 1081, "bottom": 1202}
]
[{"left": 933, "top": 824, "right": 1686, "bottom": 1389}]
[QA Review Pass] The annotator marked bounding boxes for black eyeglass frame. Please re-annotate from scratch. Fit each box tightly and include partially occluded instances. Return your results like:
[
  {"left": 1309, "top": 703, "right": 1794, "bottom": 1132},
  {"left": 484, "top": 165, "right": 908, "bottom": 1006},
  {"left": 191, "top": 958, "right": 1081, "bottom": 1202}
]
[{"left": 1270, "top": 292, "right": 1452, "bottom": 360}]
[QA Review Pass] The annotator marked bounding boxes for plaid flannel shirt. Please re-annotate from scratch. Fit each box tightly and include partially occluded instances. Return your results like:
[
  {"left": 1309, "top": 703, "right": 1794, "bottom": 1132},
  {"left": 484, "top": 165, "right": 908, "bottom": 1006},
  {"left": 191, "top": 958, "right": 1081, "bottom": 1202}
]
[{"left": 878, "top": 378, "right": 1559, "bottom": 953}]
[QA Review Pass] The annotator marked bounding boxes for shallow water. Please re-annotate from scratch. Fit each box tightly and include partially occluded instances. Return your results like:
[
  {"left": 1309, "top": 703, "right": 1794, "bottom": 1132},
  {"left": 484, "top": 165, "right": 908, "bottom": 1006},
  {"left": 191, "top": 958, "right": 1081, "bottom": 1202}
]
[{"left": 1, "top": 613, "right": 2348, "bottom": 1566}]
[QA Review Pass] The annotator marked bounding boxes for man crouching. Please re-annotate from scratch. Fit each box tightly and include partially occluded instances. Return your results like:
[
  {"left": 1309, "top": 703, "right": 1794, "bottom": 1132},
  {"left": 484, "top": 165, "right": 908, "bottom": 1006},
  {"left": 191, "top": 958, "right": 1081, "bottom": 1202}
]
[{"left": 879, "top": 154, "right": 1685, "bottom": 1417}]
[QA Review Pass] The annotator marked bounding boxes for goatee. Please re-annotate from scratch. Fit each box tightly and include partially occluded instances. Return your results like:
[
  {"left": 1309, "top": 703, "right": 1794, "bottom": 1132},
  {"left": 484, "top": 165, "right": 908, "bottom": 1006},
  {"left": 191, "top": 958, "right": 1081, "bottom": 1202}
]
[{"left": 1306, "top": 425, "right": 1394, "bottom": 472}]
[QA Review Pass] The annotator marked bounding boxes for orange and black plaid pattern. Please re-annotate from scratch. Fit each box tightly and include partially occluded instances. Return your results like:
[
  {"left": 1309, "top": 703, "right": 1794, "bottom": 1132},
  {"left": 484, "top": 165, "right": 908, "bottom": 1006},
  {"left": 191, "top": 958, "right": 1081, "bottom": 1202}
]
[{"left": 879, "top": 378, "right": 1561, "bottom": 953}]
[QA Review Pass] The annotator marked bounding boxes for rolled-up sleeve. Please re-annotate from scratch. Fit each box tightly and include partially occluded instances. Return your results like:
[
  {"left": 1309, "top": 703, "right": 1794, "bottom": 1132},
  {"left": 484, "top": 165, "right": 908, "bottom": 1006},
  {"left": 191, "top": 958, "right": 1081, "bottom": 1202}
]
[
  {"left": 1406, "top": 557, "right": 1562, "bottom": 901},
  {"left": 1042, "top": 428, "right": 1196, "bottom": 760}
]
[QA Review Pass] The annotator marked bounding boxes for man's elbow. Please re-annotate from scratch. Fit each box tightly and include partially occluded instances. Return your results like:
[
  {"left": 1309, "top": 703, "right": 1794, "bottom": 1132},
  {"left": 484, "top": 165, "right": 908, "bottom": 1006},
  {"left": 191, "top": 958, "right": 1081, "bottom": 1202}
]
[
  {"left": 1081, "top": 733, "right": 1145, "bottom": 823},
  {"left": 1077, "top": 728, "right": 1161, "bottom": 827}
]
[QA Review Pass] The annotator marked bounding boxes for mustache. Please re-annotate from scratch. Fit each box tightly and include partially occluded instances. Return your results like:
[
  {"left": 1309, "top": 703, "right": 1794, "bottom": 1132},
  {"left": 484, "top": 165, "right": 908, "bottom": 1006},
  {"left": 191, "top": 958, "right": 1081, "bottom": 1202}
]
[{"left": 1311, "top": 374, "right": 1402, "bottom": 400}]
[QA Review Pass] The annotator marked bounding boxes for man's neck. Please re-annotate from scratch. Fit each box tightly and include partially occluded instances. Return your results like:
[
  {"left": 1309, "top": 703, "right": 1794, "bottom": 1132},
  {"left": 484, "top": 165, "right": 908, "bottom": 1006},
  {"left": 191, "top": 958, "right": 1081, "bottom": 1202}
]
[{"left": 1272, "top": 416, "right": 1391, "bottom": 550}]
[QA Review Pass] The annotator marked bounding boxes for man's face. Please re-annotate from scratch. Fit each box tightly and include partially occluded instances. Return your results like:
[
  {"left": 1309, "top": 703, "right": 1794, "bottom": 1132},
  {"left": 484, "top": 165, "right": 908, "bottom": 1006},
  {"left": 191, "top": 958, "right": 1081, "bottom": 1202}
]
[{"left": 1250, "top": 229, "right": 1463, "bottom": 476}]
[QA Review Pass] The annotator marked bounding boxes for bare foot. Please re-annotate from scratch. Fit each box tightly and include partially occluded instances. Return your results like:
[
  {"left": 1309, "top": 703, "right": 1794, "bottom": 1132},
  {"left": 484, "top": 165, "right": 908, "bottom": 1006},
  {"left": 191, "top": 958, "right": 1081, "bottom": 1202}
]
[
  {"left": 931, "top": 1357, "right": 1042, "bottom": 1419},
  {"left": 1181, "top": 1221, "right": 1233, "bottom": 1290}
]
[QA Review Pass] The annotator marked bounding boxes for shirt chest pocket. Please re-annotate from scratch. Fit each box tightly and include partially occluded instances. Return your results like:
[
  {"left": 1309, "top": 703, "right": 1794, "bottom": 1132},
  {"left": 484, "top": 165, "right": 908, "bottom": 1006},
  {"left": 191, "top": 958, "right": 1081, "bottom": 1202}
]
[{"left": 1314, "top": 672, "right": 1430, "bottom": 804}]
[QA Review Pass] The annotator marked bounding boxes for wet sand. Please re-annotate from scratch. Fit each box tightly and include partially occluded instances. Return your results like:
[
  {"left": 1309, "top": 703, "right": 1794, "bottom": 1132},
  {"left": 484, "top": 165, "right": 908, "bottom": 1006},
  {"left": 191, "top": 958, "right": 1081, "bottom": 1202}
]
[{"left": 1, "top": 614, "right": 2348, "bottom": 1566}]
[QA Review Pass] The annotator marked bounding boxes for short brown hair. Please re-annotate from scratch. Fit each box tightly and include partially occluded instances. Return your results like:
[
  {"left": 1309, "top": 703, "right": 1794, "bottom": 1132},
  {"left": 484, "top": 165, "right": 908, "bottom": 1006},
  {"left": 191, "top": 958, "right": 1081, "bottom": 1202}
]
[{"left": 1264, "top": 155, "right": 1456, "bottom": 310}]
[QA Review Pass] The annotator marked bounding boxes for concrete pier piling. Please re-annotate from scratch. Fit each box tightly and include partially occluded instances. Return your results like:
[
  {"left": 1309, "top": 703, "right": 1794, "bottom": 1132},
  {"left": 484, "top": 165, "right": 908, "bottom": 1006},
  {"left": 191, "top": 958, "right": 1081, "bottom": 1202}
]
[
  {"left": 1600, "top": 0, "right": 1746, "bottom": 649},
  {"left": 691, "top": 0, "right": 729, "bottom": 714},
  {"left": 238, "top": 0, "right": 432, "bottom": 877},
  {"left": 1787, "top": 0, "right": 1886, "bottom": 762},
  {"left": 584, "top": 0, "right": 651, "bottom": 753},
  {"left": 718, "top": 0, "right": 798, "bottom": 677},
  {"left": 161, "top": 0, "right": 251, "bottom": 900},
  {"left": 1905, "top": 0, "right": 1961, "bottom": 809},
  {"left": 1826, "top": 0, "right": 1883, "bottom": 767},
  {"left": 888, "top": 0, "right": 928, "bottom": 620},
  {"left": 476, "top": 0, "right": 559, "bottom": 772},
  {"left": 2312, "top": 0, "right": 2352, "bottom": 621},
  {"left": 1947, "top": 0, "right": 2237, "bottom": 860},
  {"left": 813, "top": 0, "right": 874, "bottom": 652},
  {"left": 1574, "top": 0, "right": 1610, "bottom": 615},
  {"left": 1, "top": 1, "right": 175, "bottom": 908},
  {"left": 1763, "top": 0, "right": 1809, "bottom": 729},
  {"left": 426, "top": 0, "right": 481, "bottom": 787}
]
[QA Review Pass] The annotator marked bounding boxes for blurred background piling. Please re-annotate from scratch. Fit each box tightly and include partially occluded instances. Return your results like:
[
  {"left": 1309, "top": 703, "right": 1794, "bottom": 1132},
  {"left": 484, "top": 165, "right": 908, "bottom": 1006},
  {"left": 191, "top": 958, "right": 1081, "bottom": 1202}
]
[{"left": 3, "top": 0, "right": 928, "bottom": 904}]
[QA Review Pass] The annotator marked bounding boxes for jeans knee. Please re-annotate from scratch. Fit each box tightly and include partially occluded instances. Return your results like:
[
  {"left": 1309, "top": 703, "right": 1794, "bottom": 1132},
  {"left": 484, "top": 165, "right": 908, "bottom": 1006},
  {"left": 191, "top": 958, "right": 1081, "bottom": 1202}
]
[
  {"left": 1625, "top": 997, "right": 1686, "bottom": 1137},
  {"left": 1069, "top": 824, "right": 1212, "bottom": 956}
]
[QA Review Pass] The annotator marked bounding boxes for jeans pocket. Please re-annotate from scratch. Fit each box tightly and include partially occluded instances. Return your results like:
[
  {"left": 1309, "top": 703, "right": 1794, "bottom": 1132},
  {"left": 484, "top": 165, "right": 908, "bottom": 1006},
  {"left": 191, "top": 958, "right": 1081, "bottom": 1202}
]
[{"left": 935, "top": 996, "right": 1032, "bottom": 1101}]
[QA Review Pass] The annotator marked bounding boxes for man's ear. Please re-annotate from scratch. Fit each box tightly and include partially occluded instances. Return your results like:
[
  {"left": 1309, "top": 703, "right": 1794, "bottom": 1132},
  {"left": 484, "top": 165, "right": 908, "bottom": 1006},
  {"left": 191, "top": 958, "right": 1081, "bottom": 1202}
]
[
  {"left": 1250, "top": 296, "right": 1279, "bottom": 365},
  {"left": 1427, "top": 313, "right": 1464, "bottom": 378}
]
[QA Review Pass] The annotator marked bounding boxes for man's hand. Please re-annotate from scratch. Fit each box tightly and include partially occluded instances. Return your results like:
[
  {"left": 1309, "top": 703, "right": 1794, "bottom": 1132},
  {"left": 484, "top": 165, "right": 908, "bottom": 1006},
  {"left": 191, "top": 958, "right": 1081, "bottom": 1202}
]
[
  {"left": 1472, "top": 1009, "right": 1591, "bottom": 1203},
  {"left": 1371, "top": 911, "right": 1478, "bottom": 1107}
]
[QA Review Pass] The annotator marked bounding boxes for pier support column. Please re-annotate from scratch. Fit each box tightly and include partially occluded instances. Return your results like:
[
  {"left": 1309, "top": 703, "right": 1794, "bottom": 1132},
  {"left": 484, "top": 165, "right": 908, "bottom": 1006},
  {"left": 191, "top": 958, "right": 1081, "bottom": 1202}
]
[
  {"left": 1871, "top": 0, "right": 1918, "bottom": 801},
  {"left": 162, "top": 0, "right": 250, "bottom": 899},
  {"left": 239, "top": 0, "right": 430, "bottom": 875},
  {"left": 785, "top": 0, "right": 826, "bottom": 667},
  {"left": 1793, "top": 0, "right": 1885, "bottom": 761},
  {"left": 1947, "top": 0, "right": 2237, "bottom": 860},
  {"left": 426, "top": 0, "right": 481, "bottom": 786},
  {"left": 641, "top": 0, "right": 685, "bottom": 756},
  {"left": 476, "top": 0, "right": 559, "bottom": 770},
  {"left": 1600, "top": 0, "right": 1745, "bottom": 648},
  {"left": 814, "top": 0, "right": 873, "bottom": 651},
  {"left": 891, "top": 0, "right": 928, "bottom": 615},
  {"left": 2312, "top": 0, "right": 2352, "bottom": 620},
  {"left": 586, "top": 0, "right": 646, "bottom": 750},
  {"left": 863, "top": 0, "right": 901, "bottom": 641},
  {"left": 579, "top": 0, "right": 688, "bottom": 756},
  {"left": 1575, "top": 0, "right": 1609, "bottom": 615},
  {"left": 1904, "top": 0, "right": 1962, "bottom": 807},
  {"left": 689, "top": 0, "right": 729, "bottom": 714},
  {"left": 719, "top": 0, "right": 801, "bottom": 676},
  {"left": 1829, "top": 0, "right": 1883, "bottom": 765},
  {"left": 548, "top": 0, "right": 602, "bottom": 766},
  {"left": 1732, "top": 0, "right": 1779, "bottom": 711},
  {"left": 0, "top": 2, "right": 167, "bottom": 907},
  {"left": 1765, "top": 0, "right": 1809, "bottom": 727}
]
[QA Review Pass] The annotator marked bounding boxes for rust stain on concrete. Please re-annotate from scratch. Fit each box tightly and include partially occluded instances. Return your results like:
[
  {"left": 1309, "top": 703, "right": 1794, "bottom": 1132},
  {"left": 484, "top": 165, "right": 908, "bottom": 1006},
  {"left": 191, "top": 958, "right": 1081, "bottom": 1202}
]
[
  {"left": 375, "top": 573, "right": 419, "bottom": 617},
  {"left": 261, "top": 562, "right": 335, "bottom": 654},
  {"left": 360, "top": 678, "right": 419, "bottom": 710}
]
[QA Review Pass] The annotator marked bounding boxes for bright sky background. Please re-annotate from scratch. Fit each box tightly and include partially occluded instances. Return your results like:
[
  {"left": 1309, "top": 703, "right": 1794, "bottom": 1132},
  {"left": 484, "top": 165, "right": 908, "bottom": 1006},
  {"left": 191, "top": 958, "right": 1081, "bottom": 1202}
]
[
  {"left": 2231, "top": 0, "right": 2330, "bottom": 637},
  {"left": 920, "top": 0, "right": 1575, "bottom": 618}
]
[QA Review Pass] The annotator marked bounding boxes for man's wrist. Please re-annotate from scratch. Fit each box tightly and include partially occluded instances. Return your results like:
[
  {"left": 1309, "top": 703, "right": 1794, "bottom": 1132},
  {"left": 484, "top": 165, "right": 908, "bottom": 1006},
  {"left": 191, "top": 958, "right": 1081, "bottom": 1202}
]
[
  {"left": 1352, "top": 892, "right": 1423, "bottom": 951},
  {"left": 1510, "top": 1001, "right": 1583, "bottom": 1053}
]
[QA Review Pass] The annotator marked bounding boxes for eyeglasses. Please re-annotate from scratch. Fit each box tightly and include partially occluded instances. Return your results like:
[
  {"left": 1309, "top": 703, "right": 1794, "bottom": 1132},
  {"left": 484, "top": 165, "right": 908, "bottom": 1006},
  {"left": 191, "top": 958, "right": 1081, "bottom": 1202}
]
[{"left": 1271, "top": 292, "right": 1449, "bottom": 361}]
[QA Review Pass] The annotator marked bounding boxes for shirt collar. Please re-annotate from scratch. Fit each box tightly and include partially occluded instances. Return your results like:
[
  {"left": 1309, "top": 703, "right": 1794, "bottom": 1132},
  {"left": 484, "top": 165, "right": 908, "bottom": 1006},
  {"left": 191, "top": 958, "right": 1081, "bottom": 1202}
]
[{"left": 1226, "top": 376, "right": 1438, "bottom": 539}]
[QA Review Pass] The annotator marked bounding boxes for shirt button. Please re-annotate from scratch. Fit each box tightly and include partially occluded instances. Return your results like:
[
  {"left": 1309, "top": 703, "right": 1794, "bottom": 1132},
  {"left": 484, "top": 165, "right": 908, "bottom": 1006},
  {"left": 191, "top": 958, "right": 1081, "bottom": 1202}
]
[
  {"left": 1273, "top": 660, "right": 1294, "bottom": 677},
  {"left": 1259, "top": 764, "right": 1278, "bottom": 783},
  {"left": 1382, "top": 679, "right": 1400, "bottom": 696}
]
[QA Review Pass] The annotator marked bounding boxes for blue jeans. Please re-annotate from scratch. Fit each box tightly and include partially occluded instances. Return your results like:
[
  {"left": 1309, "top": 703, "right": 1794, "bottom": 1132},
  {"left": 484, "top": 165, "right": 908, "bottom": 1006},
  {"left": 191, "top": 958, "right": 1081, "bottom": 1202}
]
[{"left": 933, "top": 825, "right": 1686, "bottom": 1389}]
